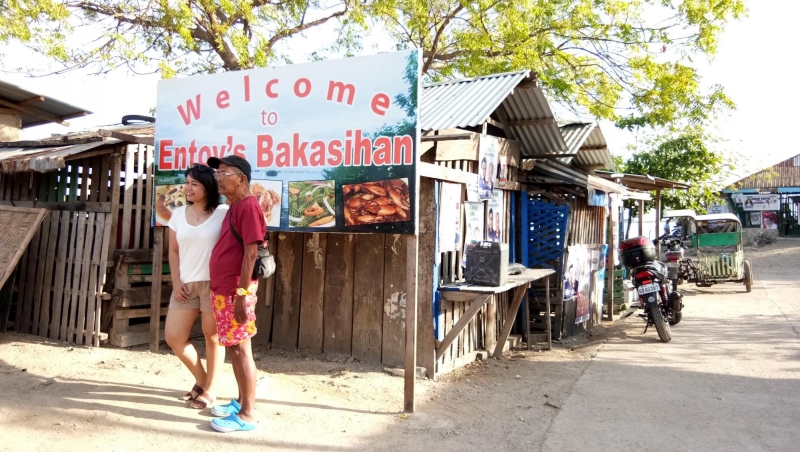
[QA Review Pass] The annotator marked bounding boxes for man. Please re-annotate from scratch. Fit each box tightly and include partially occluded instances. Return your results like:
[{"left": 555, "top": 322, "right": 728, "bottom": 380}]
[{"left": 206, "top": 155, "right": 266, "bottom": 433}]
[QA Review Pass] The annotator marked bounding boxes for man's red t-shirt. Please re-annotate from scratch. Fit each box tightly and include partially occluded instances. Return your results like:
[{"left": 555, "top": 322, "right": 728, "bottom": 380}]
[{"left": 210, "top": 196, "right": 267, "bottom": 296}]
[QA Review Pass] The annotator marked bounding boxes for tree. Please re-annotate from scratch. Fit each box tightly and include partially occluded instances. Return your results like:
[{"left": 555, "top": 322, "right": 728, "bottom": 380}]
[
  {"left": 1, "top": 0, "right": 371, "bottom": 76},
  {"left": 376, "top": 0, "right": 745, "bottom": 129},
  {"left": 2, "top": 0, "right": 744, "bottom": 130},
  {"left": 618, "top": 130, "right": 733, "bottom": 236}
]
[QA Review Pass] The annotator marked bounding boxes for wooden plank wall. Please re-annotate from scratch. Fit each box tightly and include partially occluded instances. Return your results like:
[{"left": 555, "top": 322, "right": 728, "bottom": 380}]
[
  {"left": 117, "top": 143, "right": 155, "bottom": 251},
  {"left": 428, "top": 149, "right": 520, "bottom": 375},
  {"left": 4, "top": 150, "right": 116, "bottom": 345}
]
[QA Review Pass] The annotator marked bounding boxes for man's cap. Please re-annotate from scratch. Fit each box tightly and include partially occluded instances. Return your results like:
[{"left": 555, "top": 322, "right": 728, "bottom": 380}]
[{"left": 207, "top": 155, "right": 251, "bottom": 182}]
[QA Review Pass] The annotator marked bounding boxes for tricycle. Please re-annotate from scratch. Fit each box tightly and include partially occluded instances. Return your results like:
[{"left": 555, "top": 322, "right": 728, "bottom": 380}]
[{"left": 664, "top": 210, "right": 754, "bottom": 292}]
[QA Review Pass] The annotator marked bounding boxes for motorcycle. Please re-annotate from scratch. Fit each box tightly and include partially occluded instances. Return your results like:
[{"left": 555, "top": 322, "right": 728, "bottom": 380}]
[{"left": 619, "top": 236, "right": 685, "bottom": 343}]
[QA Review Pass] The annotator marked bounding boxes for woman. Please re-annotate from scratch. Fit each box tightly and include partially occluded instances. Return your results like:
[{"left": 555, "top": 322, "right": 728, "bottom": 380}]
[{"left": 165, "top": 163, "right": 228, "bottom": 409}]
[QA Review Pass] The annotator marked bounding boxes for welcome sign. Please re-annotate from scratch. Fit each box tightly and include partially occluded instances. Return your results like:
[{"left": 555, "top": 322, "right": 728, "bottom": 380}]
[{"left": 153, "top": 50, "right": 420, "bottom": 234}]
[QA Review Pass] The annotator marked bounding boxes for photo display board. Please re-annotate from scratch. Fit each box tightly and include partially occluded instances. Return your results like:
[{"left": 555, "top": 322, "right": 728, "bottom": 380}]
[{"left": 154, "top": 50, "right": 421, "bottom": 234}]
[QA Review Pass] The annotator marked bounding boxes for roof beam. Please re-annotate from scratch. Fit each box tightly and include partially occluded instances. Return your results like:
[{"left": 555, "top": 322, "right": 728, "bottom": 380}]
[
  {"left": 578, "top": 144, "right": 608, "bottom": 151},
  {"left": 0, "top": 98, "right": 70, "bottom": 126},
  {"left": 528, "top": 153, "right": 578, "bottom": 159},
  {"left": 18, "top": 96, "right": 45, "bottom": 106},
  {"left": 508, "top": 118, "right": 556, "bottom": 127}
]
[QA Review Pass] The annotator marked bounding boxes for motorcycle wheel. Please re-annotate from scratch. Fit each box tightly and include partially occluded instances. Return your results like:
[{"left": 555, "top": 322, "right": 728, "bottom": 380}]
[
  {"left": 669, "top": 312, "right": 683, "bottom": 326},
  {"left": 650, "top": 306, "right": 672, "bottom": 343}
]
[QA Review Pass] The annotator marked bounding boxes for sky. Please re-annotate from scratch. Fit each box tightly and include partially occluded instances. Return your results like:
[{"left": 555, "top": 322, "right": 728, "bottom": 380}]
[{"left": 0, "top": 0, "right": 791, "bottom": 186}]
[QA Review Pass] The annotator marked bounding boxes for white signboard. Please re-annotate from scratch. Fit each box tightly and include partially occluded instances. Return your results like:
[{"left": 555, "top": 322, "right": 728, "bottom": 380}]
[
  {"left": 732, "top": 194, "right": 779, "bottom": 211},
  {"left": 438, "top": 182, "right": 462, "bottom": 252}
]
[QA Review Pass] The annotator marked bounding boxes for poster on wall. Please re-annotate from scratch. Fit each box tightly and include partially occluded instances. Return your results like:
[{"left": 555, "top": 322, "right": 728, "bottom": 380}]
[
  {"left": 478, "top": 135, "right": 498, "bottom": 200},
  {"left": 465, "top": 172, "right": 480, "bottom": 202},
  {"left": 564, "top": 246, "right": 592, "bottom": 324},
  {"left": 153, "top": 50, "right": 421, "bottom": 233},
  {"left": 732, "top": 194, "right": 780, "bottom": 211},
  {"left": 486, "top": 189, "right": 504, "bottom": 242},
  {"left": 496, "top": 145, "right": 509, "bottom": 188},
  {"left": 464, "top": 202, "right": 485, "bottom": 245},
  {"left": 761, "top": 211, "right": 779, "bottom": 229},
  {"left": 749, "top": 212, "right": 762, "bottom": 227},
  {"left": 438, "top": 182, "right": 462, "bottom": 253}
]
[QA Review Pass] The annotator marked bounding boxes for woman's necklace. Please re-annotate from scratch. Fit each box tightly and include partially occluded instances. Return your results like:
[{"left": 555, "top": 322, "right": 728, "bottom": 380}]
[{"left": 190, "top": 204, "right": 206, "bottom": 223}]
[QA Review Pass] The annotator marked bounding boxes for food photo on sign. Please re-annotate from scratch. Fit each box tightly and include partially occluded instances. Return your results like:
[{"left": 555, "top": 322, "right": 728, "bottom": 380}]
[{"left": 153, "top": 50, "right": 421, "bottom": 234}]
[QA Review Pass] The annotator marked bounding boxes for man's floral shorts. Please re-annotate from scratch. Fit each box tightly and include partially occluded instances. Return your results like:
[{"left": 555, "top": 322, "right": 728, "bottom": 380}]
[{"left": 211, "top": 281, "right": 258, "bottom": 346}]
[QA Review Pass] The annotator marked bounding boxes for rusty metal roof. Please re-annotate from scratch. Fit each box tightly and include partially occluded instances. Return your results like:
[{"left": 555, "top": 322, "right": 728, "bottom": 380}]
[
  {"left": 0, "top": 80, "right": 91, "bottom": 128},
  {"left": 420, "top": 71, "right": 569, "bottom": 159},
  {"left": 725, "top": 153, "right": 800, "bottom": 189},
  {"left": 0, "top": 139, "right": 120, "bottom": 173},
  {"left": 559, "top": 122, "right": 616, "bottom": 170}
]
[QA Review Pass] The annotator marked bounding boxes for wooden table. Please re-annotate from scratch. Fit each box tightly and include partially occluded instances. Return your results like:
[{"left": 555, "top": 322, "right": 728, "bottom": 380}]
[{"left": 438, "top": 268, "right": 555, "bottom": 359}]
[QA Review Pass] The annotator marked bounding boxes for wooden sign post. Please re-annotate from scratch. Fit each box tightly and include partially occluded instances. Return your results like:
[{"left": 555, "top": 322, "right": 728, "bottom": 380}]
[
  {"left": 404, "top": 234, "right": 419, "bottom": 413},
  {"left": 150, "top": 228, "right": 164, "bottom": 352}
]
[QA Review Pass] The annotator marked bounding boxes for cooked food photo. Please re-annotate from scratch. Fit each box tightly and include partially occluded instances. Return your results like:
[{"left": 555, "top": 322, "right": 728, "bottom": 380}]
[
  {"left": 155, "top": 184, "right": 186, "bottom": 224},
  {"left": 342, "top": 178, "right": 410, "bottom": 226},
  {"left": 250, "top": 181, "right": 282, "bottom": 224},
  {"left": 288, "top": 181, "right": 336, "bottom": 228}
]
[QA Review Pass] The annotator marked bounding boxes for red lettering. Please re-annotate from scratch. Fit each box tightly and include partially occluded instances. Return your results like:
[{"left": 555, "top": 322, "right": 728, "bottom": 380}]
[
  {"left": 211, "top": 145, "right": 222, "bottom": 158},
  {"left": 276, "top": 142, "right": 291, "bottom": 167},
  {"left": 216, "top": 90, "right": 230, "bottom": 109},
  {"left": 198, "top": 145, "right": 211, "bottom": 165},
  {"left": 188, "top": 141, "right": 198, "bottom": 165},
  {"left": 327, "top": 81, "right": 355, "bottom": 105},
  {"left": 294, "top": 78, "right": 311, "bottom": 98},
  {"left": 373, "top": 136, "right": 392, "bottom": 165},
  {"left": 266, "top": 79, "right": 279, "bottom": 98},
  {"left": 344, "top": 130, "right": 353, "bottom": 166},
  {"left": 353, "top": 130, "right": 371, "bottom": 166},
  {"left": 310, "top": 141, "right": 326, "bottom": 167},
  {"left": 175, "top": 145, "right": 188, "bottom": 170},
  {"left": 233, "top": 144, "right": 246, "bottom": 158},
  {"left": 393, "top": 135, "right": 414, "bottom": 165},
  {"left": 257, "top": 135, "right": 274, "bottom": 167},
  {"left": 177, "top": 94, "right": 201, "bottom": 125},
  {"left": 371, "top": 93, "right": 390, "bottom": 116},
  {"left": 158, "top": 139, "right": 174, "bottom": 170},
  {"left": 292, "top": 134, "right": 309, "bottom": 167},
  {"left": 244, "top": 75, "right": 251, "bottom": 102},
  {"left": 327, "top": 140, "right": 343, "bottom": 166}
]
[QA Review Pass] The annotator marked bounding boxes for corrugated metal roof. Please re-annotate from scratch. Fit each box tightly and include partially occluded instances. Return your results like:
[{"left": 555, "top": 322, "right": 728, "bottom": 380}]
[
  {"left": 0, "top": 80, "right": 91, "bottom": 128},
  {"left": 559, "top": 122, "right": 616, "bottom": 170},
  {"left": 420, "top": 71, "right": 530, "bottom": 130},
  {"left": 420, "top": 71, "right": 570, "bottom": 159},
  {"left": 500, "top": 84, "right": 569, "bottom": 159},
  {"left": 0, "top": 139, "right": 120, "bottom": 173},
  {"left": 725, "top": 153, "right": 800, "bottom": 189},
  {"left": 595, "top": 171, "right": 690, "bottom": 191}
]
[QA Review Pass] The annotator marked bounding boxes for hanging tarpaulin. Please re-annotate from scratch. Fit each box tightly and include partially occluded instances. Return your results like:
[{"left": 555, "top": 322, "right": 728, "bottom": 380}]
[
  {"left": 153, "top": 50, "right": 421, "bottom": 234},
  {"left": 588, "top": 188, "right": 607, "bottom": 207}
]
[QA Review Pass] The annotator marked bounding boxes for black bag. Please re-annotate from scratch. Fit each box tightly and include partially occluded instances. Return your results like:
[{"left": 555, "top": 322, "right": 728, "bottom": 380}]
[{"left": 228, "top": 215, "right": 275, "bottom": 279}]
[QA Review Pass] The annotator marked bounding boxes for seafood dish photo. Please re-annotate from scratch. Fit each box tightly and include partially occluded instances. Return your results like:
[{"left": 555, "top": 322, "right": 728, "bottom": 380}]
[
  {"left": 250, "top": 180, "right": 282, "bottom": 227},
  {"left": 155, "top": 184, "right": 186, "bottom": 226},
  {"left": 342, "top": 178, "right": 410, "bottom": 226},
  {"left": 288, "top": 180, "right": 336, "bottom": 228}
]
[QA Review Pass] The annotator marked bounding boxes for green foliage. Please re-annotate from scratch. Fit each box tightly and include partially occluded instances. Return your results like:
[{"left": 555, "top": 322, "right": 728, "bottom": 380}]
[
  {"left": 1, "top": 0, "right": 371, "bottom": 75},
  {"left": 1, "top": 0, "right": 744, "bottom": 132},
  {"left": 376, "top": 0, "right": 745, "bottom": 129},
  {"left": 619, "top": 130, "right": 733, "bottom": 214}
]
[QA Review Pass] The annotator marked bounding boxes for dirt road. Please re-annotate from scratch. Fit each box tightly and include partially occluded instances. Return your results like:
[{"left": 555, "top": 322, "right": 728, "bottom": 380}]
[
  {"left": 1, "top": 240, "right": 798, "bottom": 451},
  {"left": 543, "top": 239, "right": 800, "bottom": 451}
]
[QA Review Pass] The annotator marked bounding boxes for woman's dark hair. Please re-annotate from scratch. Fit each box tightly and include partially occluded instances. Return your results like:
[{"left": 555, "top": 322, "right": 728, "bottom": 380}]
[{"left": 185, "top": 164, "right": 221, "bottom": 212}]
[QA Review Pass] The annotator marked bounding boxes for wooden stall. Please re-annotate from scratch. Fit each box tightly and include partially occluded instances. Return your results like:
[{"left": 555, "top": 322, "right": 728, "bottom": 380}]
[{"left": 2, "top": 126, "right": 158, "bottom": 346}]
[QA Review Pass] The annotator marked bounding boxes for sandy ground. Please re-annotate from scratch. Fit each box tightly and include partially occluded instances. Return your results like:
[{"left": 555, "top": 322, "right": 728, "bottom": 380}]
[{"left": 1, "top": 240, "right": 798, "bottom": 451}]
